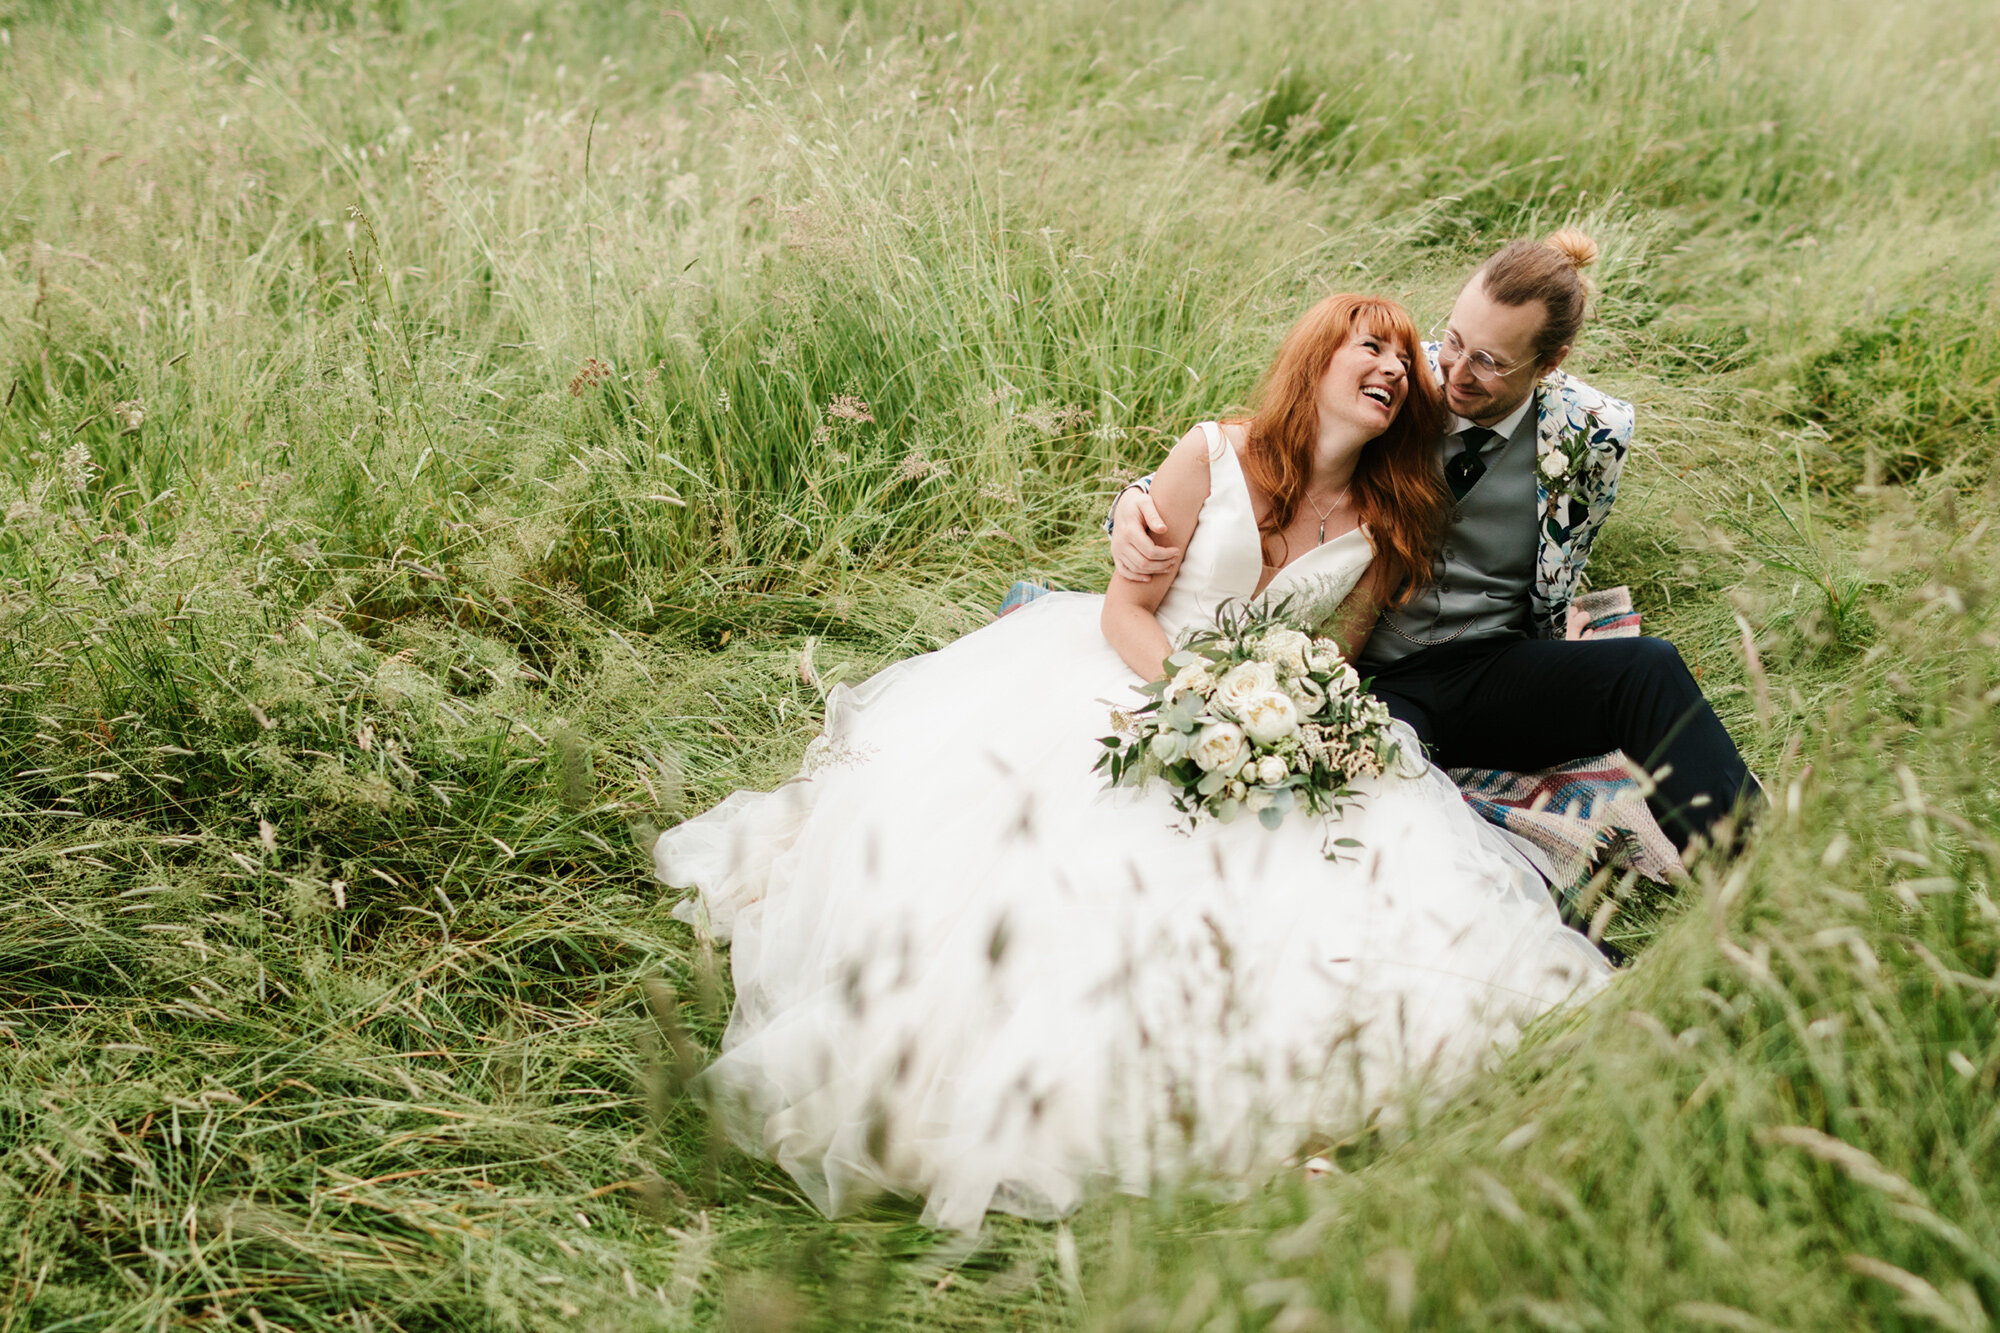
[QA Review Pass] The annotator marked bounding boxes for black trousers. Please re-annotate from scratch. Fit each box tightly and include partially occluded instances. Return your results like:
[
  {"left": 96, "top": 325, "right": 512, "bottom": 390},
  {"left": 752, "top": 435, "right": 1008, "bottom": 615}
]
[{"left": 1366, "top": 635, "right": 1759, "bottom": 851}]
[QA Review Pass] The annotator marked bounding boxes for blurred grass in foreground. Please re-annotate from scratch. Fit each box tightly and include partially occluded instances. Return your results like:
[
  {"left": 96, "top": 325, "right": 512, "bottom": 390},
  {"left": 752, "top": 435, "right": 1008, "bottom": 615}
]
[{"left": 1, "top": 0, "right": 1997, "bottom": 1327}]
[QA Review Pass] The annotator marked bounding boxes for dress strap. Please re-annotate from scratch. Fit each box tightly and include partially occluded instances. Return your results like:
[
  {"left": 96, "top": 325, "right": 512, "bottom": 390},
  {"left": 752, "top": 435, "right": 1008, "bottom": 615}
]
[
  {"left": 1198, "top": 420, "right": 1227, "bottom": 462},
  {"left": 1199, "top": 420, "right": 1247, "bottom": 499}
]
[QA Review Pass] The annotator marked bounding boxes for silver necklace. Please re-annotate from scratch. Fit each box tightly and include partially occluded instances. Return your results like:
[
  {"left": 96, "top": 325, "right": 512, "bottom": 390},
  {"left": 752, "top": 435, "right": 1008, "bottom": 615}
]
[{"left": 1302, "top": 486, "right": 1349, "bottom": 545}]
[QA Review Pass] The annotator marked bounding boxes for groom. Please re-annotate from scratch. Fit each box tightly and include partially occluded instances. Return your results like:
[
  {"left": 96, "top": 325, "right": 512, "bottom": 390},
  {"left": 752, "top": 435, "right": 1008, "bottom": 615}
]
[{"left": 1108, "top": 232, "right": 1760, "bottom": 854}]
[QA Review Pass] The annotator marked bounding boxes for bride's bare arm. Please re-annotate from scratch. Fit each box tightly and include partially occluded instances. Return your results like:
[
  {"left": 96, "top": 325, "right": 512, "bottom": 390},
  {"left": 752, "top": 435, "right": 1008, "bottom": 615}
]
[{"left": 1101, "top": 427, "right": 1214, "bottom": 680}]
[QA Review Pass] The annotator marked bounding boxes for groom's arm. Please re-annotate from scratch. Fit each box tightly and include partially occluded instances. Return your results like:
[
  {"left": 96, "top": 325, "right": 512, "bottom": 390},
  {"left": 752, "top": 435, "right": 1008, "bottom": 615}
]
[
  {"left": 1535, "top": 378, "right": 1636, "bottom": 638},
  {"left": 1104, "top": 476, "right": 1152, "bottom": 534},
  {"left": 1558, "top": 405, "right": 1635, "bottom": 616},
  {"left": 1107, "top": 476, "right": 1185, "bottom": 582}
]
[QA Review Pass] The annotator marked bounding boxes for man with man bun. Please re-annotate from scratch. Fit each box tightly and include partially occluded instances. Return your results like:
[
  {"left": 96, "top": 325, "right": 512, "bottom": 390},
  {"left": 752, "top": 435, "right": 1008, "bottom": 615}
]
[{"left": 1109, "top": 232, "right": 1760, "bottom": 853}]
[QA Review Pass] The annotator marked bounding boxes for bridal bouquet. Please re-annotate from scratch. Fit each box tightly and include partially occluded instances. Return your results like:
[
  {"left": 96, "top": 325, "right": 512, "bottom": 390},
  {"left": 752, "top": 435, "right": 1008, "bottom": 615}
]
[{"left": 1095, "top": 599, "right": 1402, "bottom": 837}]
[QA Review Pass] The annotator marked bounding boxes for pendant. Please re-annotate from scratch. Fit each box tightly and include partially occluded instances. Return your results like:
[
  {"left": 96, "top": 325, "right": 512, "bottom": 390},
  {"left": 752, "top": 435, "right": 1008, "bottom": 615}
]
[{"left": 1316, "top": 521, "right": 1326, "bottom": 545}]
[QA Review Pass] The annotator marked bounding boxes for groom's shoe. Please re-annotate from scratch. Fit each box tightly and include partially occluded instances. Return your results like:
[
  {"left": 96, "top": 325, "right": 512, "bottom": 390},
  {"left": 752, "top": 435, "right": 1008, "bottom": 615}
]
[
  {"left": 1675, "top": 775, "right": 1767, "bottom": 870},
  {"left": 1716, "top": 770, "right": 1769, "bottom": 859}
]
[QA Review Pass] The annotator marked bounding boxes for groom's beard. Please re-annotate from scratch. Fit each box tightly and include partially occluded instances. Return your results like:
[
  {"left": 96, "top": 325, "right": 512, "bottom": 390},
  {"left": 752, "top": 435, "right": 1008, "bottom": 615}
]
[{"left": 1445, "top": 379, "right": 1528, "bottom": 426}]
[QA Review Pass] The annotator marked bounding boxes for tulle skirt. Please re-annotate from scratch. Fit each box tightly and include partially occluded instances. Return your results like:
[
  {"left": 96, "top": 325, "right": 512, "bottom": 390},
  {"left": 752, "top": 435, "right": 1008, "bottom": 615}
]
[{"left": 654, "top": 592, "right": 1608, "bottom": 1230}]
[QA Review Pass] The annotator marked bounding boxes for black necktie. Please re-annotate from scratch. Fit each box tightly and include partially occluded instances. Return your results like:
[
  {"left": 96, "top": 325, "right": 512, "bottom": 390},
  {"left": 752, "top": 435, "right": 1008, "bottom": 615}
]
[{"left": 1444, "top": 426, "right": 1499, "bottom": 501}]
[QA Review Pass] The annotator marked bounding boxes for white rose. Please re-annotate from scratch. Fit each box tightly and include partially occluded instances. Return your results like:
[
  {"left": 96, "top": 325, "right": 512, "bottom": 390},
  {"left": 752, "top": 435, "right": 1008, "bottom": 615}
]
[
  {"left": 1239, "top": 689, "right": 1301, "bottom": 745},
  {"left": 1307, "top": 637, "right": 1342, "bottom": 673},
  {"left": 1541, "top": 451, "right": 1569, "bottom": 479},
  {"left": 1256, "top": 755, "right": 1288, "bottom": 785},
  {"left": 1214, "top": 660, "right": 1278, "bottom": 717},
  {"left": 1190, "top": 722, "right": 1247, "bottom": 772},
  {"left": 1260, "top": 627, "right": 1312, "bottom": 674},
  {"left": 1227, "top": 779, "right": 1248, "bottom": 801}
]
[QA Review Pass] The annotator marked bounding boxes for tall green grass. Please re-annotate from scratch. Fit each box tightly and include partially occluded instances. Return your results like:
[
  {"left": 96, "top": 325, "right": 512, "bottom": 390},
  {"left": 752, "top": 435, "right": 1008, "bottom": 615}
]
[{"left": 1, "top": 0, "right": 1997, "bottom": 1327}]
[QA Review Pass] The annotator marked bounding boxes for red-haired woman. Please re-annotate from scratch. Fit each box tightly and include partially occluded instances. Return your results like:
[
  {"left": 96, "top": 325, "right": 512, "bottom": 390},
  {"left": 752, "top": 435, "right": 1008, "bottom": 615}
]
[
  {"left": 1102, "top": 293, "right": 1450, "bottom": 680},
  {"left": 654, "top": 294, "right": 1608, "bottom": 1233}
]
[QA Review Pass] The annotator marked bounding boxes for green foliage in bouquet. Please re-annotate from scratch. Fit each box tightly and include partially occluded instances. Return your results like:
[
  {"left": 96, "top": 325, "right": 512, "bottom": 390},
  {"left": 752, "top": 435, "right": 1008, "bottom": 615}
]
[{"left": 1095, "top": 599, "right": 1403, "bottom": 842}]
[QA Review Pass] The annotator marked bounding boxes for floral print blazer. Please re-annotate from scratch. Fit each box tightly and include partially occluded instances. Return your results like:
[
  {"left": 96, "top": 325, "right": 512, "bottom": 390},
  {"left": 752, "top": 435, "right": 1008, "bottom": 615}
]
[
  {"left": 1523, "top": 366, "right": 1634, "bottom": 639},
  {"left": 1111, "top": 351, "right": 1634, "bottom": 642}
]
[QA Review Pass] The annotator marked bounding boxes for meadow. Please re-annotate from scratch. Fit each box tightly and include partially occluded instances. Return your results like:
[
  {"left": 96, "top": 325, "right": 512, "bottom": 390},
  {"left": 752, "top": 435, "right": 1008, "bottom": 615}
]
[{"left": 2, "top": 0, "right": 1998, "bottom": 1327}]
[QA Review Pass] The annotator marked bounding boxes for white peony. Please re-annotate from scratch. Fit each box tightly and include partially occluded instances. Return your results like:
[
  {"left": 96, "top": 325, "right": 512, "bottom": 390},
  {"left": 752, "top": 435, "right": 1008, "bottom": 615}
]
[
  {"left": 1287, "top": 674, "right": 1327, "bottom": 714},
  {"left": 1239, "top": 689, "right": 1301, "bottom": 745},
  {"left": 1323, "top": 661, "right": 1363, "bottom": 697},
  {"left": 1214, "top": 660, "right": 1278, "bottom": 717},
  {"left": 1167, "top": 661, "right": 1215, "bottom": 700},
  {"left": 1256, "top": 755, "right": 1288, "bottom": 785},
  {"left": 1257, "top": 627, "right": 1313, "bottom": 674},
  {"left": 1190, "top": 722, "right": 1247, "bottom": 773},
  {"left": 1307, "top": 637, "right": 1342, "bottom": 673},
  {"left": 1541, "top": 451, "right": 1569, "bottom": 479},
  {"left": 1243, "top": 788, "right": 1274, "bottom": 813}
]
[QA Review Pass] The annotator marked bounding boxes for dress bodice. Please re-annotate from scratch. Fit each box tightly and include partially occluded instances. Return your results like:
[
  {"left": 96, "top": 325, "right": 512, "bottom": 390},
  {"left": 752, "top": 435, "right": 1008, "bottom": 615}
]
[{"left": 1153, "top": 421, "right": 1375, "bottom": 643}]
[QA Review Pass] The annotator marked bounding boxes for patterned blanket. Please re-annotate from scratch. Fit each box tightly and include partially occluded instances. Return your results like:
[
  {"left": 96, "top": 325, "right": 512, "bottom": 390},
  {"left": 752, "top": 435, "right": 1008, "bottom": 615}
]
[
  {"left": 995, "top": 582, "right": 1681, "bottom": 908},
  {"left": 1449, "top": 749, "right": 1681, "bottom": 900}
]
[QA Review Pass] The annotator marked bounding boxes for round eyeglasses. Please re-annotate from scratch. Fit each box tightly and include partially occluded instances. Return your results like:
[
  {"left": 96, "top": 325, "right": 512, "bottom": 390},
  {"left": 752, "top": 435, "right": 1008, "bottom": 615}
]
[{"left": 1434, "top": 327, "right": 1532, "bottom": 385}]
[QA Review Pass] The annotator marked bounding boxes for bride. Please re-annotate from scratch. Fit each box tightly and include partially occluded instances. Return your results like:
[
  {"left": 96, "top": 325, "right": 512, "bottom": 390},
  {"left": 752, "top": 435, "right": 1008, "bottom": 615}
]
[{"left": 653, "top": 293, "right": 1608, "bottom": 1231}]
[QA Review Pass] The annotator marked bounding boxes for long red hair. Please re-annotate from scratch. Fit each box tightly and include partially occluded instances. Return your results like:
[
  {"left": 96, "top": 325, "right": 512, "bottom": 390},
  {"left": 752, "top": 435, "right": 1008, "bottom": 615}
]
[{"left": 1237, "top": 293, "right": 1448, "bottom": 609}]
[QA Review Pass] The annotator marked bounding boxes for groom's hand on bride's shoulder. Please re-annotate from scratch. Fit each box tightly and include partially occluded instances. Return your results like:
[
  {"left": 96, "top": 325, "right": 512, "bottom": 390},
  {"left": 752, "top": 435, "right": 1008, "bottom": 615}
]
[{"left": 1110, "top": 487, "right": 1183, "bottom": 582}]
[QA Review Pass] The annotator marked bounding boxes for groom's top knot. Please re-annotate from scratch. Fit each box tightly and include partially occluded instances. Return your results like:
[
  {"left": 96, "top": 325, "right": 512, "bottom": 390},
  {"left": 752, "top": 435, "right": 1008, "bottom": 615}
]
[
  {"left": 1543, "top": 228, "right": 1601, "bottom": 271},
  {"left": 1472, "top": 229, "right": 1600, "bottom": 366}
]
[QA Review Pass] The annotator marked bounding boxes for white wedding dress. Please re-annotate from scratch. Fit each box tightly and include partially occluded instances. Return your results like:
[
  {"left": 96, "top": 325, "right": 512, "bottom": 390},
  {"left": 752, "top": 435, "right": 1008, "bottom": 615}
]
[{"left": 654, "top": 424, "right": 1608, "bottom": 1230}]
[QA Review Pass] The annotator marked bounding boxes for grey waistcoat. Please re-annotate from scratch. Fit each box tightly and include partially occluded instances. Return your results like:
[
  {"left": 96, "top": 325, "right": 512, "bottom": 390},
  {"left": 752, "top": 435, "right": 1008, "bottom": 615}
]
[{"left": 1357, "top": 408, "right": 1541, "bottom": 669}]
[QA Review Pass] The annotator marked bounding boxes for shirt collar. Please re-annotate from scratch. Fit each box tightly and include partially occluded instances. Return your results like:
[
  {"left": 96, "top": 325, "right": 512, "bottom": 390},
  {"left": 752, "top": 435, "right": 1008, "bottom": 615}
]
[{"left": 1449, "top": 387, "right": 1535, "bottom": 444}]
